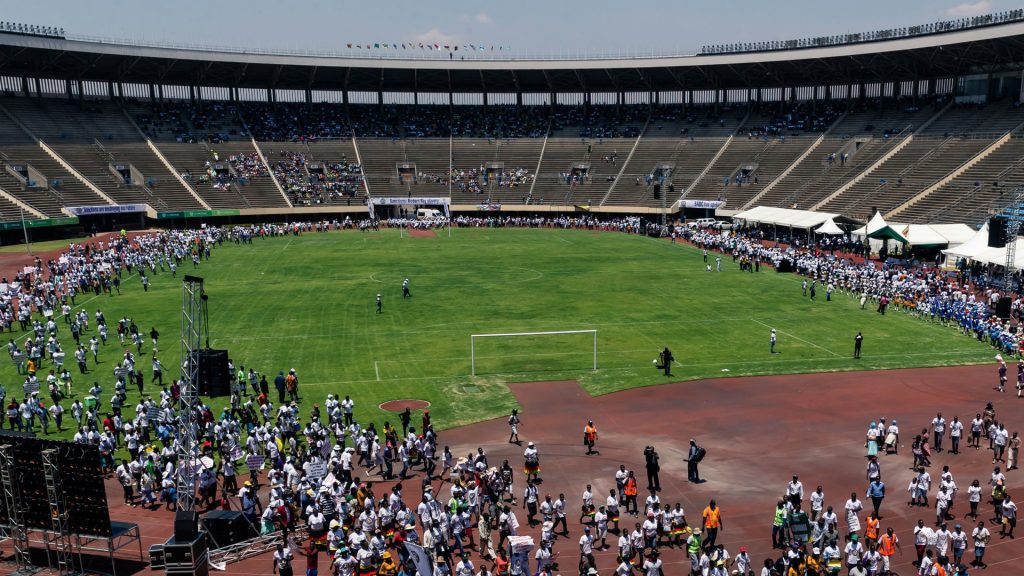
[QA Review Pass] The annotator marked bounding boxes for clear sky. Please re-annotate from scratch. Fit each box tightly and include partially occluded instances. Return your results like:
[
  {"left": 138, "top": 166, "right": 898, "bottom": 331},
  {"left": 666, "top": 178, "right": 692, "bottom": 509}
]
[{"left": 1, "top": 0, "right": 1017, "bottom": 56}]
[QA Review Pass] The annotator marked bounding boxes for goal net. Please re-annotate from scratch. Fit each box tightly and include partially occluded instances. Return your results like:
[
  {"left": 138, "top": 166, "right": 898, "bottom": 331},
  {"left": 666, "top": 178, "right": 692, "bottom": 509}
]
[{"left": 470, "top": 330, "right": 597, "bottom": 376}]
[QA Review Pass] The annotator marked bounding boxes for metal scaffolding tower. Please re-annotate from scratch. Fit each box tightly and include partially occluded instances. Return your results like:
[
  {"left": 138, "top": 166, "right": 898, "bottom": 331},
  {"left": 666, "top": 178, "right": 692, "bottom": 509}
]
[
  {"left": 1003, "top": 185, "right": 1024, "bottom": 290},
  {"left": 177, "top": 275, "right": 207, "bottom": 513},
  {"left": 0, "top": 444, "right": 31, "bottom": 574},
  {"left": 42, "top": 448, "right": 77, "bottom": 576}
]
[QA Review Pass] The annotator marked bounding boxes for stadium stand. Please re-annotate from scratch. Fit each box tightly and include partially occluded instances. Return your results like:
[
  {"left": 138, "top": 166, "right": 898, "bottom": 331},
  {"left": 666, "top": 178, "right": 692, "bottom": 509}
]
[
  {"left": 894, "top": 136, "right": 1024, "bottom": 224},
  {"left": 0, "top": 94, "right": 1020, "bottom": 222}
]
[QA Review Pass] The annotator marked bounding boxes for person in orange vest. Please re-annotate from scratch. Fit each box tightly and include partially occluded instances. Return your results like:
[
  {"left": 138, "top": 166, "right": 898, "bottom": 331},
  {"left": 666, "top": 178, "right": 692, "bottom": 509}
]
[
  {"left": 877, "top": 526, "right": 901, "bottom": 575},
  {"left": 583, "top": 420, "right": 598, "bottom": 455},
  {"left": 864, "top": 512, "right": 880, "bottom": 545},
  {"left": 701, "top": 500, "right": 723, "bottom": 551},
  {"left": 623, "top": 471, "right": 639, "bottom": 516}
]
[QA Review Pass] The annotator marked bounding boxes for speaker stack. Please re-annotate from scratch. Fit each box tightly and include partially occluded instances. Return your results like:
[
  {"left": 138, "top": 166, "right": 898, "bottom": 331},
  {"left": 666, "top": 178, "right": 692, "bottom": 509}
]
[
  {"left": 997, "top": 296, "right": 1013, "bottom": 319},
  {"left": 202, "top": 510, "right": 251, "bottom": 549},
  {"left": 165, "top": 510, "right": 208, "bottom": 576},
  {"left": 990, "top": 215, "right": 1009, "bottom": 248},
  {"left": 195, "top": 349, "right": 231, "bottom": 397}
]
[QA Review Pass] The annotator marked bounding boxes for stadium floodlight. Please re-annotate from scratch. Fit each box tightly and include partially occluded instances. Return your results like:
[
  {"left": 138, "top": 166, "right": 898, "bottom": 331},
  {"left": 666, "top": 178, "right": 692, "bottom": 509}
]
[{"left": 470, "top": 329, "right": 597, "bottom": 376}]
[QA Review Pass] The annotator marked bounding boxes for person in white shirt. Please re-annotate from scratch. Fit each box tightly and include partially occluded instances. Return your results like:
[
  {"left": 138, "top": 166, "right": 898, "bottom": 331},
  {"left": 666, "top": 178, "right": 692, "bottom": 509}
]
[
  {"left": 844, "top": 493, "right": 863, "bottom": 533},
  {"left": 810, "top": 486, "right": 825, "bottom": 521},
  {"left": 950, "top": 524, "right": 968, "bottom": 567},
  {"left": 786, "top": 476, "right": 804, "bottom": 507},
  {"left": 913, "top": 519, "right": 934, "bottom": 567},
  {"left": 579, "top": 526, "right": 595, "bottom": 569},
  {"left": 455, "top": 555, "right": 474, "bottom": 576},
  {"left": 594, "top": 506, "right": 609, "bottom": 550},
  {"left": 933, "top": 523, "right": 951, "bottom": 557},
  {"left": 844, "top": 534, "right": 864, "bottom": 570},
  {"left": 949, "top": 416, "right": 964, "bottom": 454},
  {"left": 915, "top": 468, "right": 932, "bottom": 507},
  {"left": 970, "top": 414, "right": 984, "bottom": 449},
  {"left": 972, "top": 521, "right": 990, "bottom": 568},
  {"left": 642, "top": 551, "right": 664, "bottom": 576},
  {"left": 884, "top": 419, "right": 900, "bottom": 454},
  {"left": 731, "top": 547, "right": 751, "bottom": 575},
  {"left": 1001, "top": 495, "right": 1017, "bottom": 538},
  {"left": 993, "top": 424, "right": 1009, "bottom": 463},
  {"left": 968, "top": 479, "right": 983, "bottom": 520},
  {"left": 917, "top": 549, "right": 935, "bottom": 576},
  {"left": 615, "top": 556, "right": 632, "bottom": 576},
  {"left": 932, "top": 413, "right": 946, "bottom": 453}
]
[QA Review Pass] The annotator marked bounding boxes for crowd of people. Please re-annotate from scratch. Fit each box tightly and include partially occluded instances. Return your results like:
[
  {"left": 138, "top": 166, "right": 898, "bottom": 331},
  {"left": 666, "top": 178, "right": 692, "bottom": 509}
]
[
  {"left": 0, "top": 218, "right": 1014, "bottom": 576},
  {"left": 680, "top": 224, "right": 1024, "bottom": 357},
  {"left": 268, "top": 150, "right": 365, "bottom": 205}
]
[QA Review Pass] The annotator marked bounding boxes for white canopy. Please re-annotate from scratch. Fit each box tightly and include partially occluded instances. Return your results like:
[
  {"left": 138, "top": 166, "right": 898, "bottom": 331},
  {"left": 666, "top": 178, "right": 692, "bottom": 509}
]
[
  {"left": 964, "top": 238, "right": 1024, "bottom": 268},
  {"left": 942, "top": 222, "right": 989, "bottom": 259},
  {"left": 814, "top": 217, "right": 844, "bottom": 235},
  {"left": 733, "top": 206, "right": 840, "bottom": 230},
  {"left": 852, "top": 220, "right": 972, "bottom": 247}
]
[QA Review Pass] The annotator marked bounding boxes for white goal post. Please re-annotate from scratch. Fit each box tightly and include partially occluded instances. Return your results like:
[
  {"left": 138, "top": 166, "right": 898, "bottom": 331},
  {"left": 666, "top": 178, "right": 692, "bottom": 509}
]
[{"left": 470, "top": 329, "right": 597, "bottom": 376}]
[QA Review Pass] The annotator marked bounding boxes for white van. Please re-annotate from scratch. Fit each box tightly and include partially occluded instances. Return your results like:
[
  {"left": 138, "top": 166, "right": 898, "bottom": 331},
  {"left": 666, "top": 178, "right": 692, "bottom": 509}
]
[
  {"left": 416, "top": 208, "right": 443, "bottom": 220},
  {"left": 689, "top": 217, "right": 717, "bottom": 228}
]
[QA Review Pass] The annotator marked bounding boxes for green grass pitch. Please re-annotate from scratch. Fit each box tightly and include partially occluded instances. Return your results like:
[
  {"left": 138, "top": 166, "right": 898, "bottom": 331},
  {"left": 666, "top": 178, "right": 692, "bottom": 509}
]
[{"left": 11, "top": 227, "right": 995, "bottom": 446}]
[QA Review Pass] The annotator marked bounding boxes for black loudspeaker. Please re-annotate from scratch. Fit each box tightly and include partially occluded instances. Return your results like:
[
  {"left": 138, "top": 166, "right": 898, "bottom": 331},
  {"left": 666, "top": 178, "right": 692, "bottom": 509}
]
[
  {"left": 776, "top": 260, "right": 794, "bottom": 273},
  {"left": 174, "top": 509, "right": 200, "bottom": 542},
  {"left": 997, "top": 296, "right": 1013, "bottom": 319},
  {"left": 196, "top": 349, "right": 230, "bottom": 397},
  {"left": 202, "top": 510, "right": 250, "bottom": 549},
  {"left": 990, "top": 216, "right": 1009, "bottom": 248},
  {"left": 653, "top": 184, "right": 661, "bottom": 199}
]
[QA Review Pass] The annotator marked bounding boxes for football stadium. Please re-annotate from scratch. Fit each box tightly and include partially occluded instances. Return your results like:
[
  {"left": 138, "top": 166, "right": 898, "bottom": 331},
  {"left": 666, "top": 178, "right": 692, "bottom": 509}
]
[{"left": 0, "top": 4, "right": 1021, "bottom": 576}]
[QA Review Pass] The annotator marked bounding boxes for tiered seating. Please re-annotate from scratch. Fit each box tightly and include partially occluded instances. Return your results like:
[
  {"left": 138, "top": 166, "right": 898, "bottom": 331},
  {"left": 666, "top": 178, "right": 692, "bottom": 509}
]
[
  {"left": 3, "top": 98, "right": 139, "bottom": 142},
  {"left": 213, "top": 144, "right": 287, "bottom": 208},
  {"left": 532, "top": 138, "right": 632, "bottom": 205},
  {"left": 549, "top": 106, "right": 647, "bottom": 138},
  {"left": 357, "top": 139, "right": 417, "bottom": 196},
  {"left": 897, "top": 137, "right": 1024, "bottom": 224},
  {"left": 685, "top": 136, "right": 819, "bottom": 208},
  {"left": 0, "top": 158, "right": 69, "bottom": 217},
  {"left": 105, "top": 144, "right": 205, "bottom": 210},
  {"left": 156, "top": 143, "right": 247, "bottom": 208},
  {"left": 484, "top": 139, "right": 542, "bottom": 204},
  {"left": 820, "top": 136, "right": 993, "bottom": 216},
  {"left": 758, "top": 137, "right": 900, "bottom": 209},
  {"left": 264, "top": 141, "right": 364, "bottom": 206},
  {"left": 131, "top": 101, "right": 245, "bottom": 143},
  {"left": 0, "top": 144, "right": 111, "bottom": 211},
  {"left": 604, "top": 137, "right": 686, "bottom": 206},
  {"left": 829, "top": 103, "right": 940, "bottom": 138},
  {"left": 0, "top": 194, "right": 30, "bottom": 221},
  {"left": 449, "top": 139, "right": 503, "bottom": 203},
  {"left": 48, "top": 143, "right": 149, "bottom": 206},
  {"left": 921, "top": 101, "right": 1024, "bottom": 136}
]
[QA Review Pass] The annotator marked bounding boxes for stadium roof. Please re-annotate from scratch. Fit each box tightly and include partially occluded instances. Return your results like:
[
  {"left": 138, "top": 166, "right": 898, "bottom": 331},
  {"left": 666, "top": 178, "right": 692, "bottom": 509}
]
[{"left": 1, "top": 19, "right": 1024, "bottom": 94}]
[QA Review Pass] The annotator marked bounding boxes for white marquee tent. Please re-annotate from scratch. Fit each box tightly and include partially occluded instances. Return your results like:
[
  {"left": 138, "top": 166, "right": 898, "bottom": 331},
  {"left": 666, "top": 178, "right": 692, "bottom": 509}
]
[
  {"left": 814, "top": 217, "right": 845, "bottom": 235},
  {"left": 733, "top": 206, "right": 840, "bottom": 230},
  {"left": 960, "top": 238, "right": 1024, "bottom": 268},
  {"left": 851, "top": 217, "right": 974, "bottom": 247},
  {"left": 941, "top": 222, "right": 989, "bottom": 259}
]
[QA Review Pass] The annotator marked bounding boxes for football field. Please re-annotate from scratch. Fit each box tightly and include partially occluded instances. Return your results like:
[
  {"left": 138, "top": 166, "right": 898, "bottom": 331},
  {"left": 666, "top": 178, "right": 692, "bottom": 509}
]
[{"left": 10, "top": 227, "right": 994, "bottom": 442}]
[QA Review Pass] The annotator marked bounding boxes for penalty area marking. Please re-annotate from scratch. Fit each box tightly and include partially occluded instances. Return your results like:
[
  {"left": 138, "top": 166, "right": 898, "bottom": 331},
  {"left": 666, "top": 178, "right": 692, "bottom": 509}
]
[{"left": 749, "top": 317, "right": 842, "bottom": 357}]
